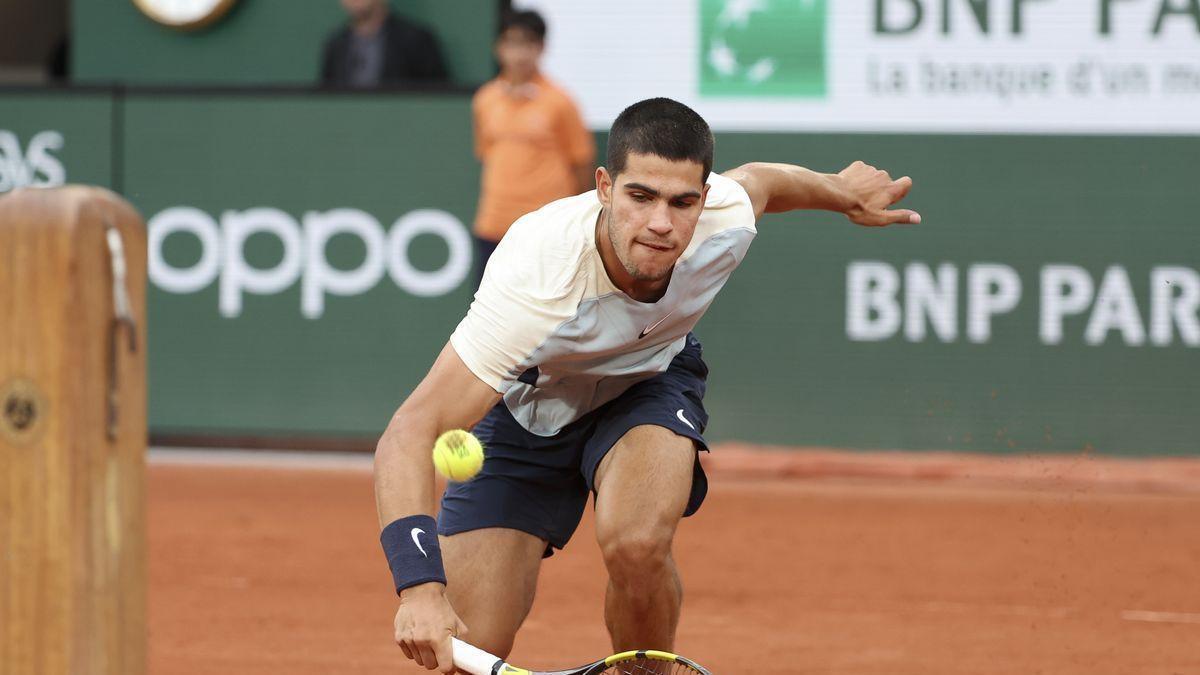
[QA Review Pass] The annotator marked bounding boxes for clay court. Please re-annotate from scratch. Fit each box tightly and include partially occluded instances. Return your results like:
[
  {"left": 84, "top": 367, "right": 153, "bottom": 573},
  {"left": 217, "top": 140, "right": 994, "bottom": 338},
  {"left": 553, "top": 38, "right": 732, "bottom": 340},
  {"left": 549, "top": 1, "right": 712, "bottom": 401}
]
[{"left": 148, "top": 448, "right": 1200, "bottom": 675}]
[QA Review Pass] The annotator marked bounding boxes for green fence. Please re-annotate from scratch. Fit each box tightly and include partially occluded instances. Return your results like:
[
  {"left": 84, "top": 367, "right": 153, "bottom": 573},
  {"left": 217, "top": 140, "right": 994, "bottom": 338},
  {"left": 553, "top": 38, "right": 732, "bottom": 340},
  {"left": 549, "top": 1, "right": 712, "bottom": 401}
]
[
  {"left": 72, "top": 0, "right": 497, "bottom": 87},
  {"left": 2, "top": 89, "right": 1196, "bottom": 454}
]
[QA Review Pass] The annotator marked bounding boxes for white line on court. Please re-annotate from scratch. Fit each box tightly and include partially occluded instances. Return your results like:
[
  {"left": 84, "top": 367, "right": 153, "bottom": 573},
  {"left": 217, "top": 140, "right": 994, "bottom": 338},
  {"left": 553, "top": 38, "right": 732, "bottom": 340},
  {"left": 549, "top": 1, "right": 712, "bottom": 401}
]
[
  {"left": 916, "top": 602, "right": 1200, "bottom": 626},
  {"left": 148, "top": 446, "right": 373, "bottom": 472},
  {"left": 1120, "top": 610, "right": 1200, "bottom": 625}
]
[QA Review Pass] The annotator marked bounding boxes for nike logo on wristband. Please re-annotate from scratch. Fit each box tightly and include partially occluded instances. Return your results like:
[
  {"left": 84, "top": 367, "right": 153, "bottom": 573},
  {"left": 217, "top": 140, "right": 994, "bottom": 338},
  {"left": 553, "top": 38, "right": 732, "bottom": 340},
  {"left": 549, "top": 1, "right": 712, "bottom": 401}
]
[{"left": 410, "top": 527, "right": 428, "bottom": 558}]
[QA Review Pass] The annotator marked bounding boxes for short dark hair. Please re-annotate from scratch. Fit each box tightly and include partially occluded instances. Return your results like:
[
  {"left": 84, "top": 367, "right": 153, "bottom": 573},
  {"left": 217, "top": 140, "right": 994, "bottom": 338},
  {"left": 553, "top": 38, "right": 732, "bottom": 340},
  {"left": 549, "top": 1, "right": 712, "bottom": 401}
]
[
  {"left": 606, "top": 98, "right": 714, "bottom": 184},
  {"left": 498, "top": 10, "right": 546, "bottom": 42}
]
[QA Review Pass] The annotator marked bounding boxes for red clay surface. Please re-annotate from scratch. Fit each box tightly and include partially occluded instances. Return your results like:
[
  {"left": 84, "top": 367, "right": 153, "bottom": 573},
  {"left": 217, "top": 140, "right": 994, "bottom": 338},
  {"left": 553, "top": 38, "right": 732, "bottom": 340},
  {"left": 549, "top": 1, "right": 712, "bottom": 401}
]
[{"left": 148, "top": 449, "right": 1200, "bottom": 675}]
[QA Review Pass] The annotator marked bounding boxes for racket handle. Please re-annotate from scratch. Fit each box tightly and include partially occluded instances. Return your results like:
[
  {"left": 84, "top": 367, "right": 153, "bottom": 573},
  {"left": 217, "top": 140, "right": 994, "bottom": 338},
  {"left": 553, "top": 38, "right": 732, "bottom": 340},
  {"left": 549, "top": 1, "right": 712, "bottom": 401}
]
[{"left": 452, "top": 637, "right": 505, "bottom": 675}]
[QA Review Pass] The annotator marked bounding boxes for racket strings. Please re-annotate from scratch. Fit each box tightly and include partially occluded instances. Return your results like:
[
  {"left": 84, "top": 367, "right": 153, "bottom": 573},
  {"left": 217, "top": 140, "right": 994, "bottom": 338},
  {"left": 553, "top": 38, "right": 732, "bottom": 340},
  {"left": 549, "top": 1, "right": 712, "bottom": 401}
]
[{"left": 599, "top": 658, "right": 700, "bottom": 675}]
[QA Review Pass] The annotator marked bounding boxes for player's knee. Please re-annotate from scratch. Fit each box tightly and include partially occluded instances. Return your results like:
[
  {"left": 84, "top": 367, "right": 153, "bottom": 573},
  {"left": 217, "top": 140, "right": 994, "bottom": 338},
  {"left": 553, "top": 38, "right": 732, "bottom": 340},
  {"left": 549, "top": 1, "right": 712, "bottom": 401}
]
[
  {"left": 599, "top": 526, "right": 672, "bottom": 583},
  {"left": 462, "top": 624, "right": 517, "bottom": 661},
  {"left": 477, "top": 636, "right": 517, "bottom": 662}
]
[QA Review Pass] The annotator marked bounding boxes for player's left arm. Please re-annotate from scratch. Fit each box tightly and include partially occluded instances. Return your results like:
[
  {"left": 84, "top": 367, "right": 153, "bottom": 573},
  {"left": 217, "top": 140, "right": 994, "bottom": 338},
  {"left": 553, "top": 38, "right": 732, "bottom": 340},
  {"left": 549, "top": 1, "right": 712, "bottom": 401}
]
[{"left": 723, "top": 161, "right": 920, "bottom": 226}]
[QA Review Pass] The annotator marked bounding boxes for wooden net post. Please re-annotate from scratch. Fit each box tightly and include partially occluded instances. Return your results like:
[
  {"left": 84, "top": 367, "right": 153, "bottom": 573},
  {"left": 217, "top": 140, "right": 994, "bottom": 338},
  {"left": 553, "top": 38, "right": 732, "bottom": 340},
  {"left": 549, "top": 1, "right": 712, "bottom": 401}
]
[{"left": 0, "top": 186, "right": 147, "bottom": 675}]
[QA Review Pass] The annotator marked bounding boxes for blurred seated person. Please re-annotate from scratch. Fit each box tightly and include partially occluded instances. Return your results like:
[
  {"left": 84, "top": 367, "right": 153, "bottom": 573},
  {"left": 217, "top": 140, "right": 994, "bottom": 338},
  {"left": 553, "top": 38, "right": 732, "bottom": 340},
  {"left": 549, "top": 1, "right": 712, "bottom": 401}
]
[
  {"left": 321, "top": 0, "right": 449, "bottom": 87},
  {"left": 472, "top": 10, "right": 595, "bottom": 284}
]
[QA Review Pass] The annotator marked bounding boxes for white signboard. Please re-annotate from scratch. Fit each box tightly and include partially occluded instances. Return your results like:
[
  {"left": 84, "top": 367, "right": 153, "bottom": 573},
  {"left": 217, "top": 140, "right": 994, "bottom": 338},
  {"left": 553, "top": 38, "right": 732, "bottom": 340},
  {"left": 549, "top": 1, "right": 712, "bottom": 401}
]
[{"left": 517, "top": 0, "right": 1200, "bottom": 133}]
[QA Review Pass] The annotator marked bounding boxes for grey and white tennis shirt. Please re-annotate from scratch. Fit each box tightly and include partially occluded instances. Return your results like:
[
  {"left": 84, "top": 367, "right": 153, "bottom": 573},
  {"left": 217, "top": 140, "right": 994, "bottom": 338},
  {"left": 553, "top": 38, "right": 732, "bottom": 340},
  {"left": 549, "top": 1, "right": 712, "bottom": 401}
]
[{"left": 450, "top": 172, "right": 757, "bottom": 436}]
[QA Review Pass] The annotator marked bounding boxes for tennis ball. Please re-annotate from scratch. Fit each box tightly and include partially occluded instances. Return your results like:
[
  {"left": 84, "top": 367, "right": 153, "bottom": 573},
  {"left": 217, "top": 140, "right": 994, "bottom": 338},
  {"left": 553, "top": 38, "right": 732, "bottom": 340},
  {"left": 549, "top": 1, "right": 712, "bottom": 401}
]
[{"left": 432, "top": 429, "right": 484, "bottom": 482}]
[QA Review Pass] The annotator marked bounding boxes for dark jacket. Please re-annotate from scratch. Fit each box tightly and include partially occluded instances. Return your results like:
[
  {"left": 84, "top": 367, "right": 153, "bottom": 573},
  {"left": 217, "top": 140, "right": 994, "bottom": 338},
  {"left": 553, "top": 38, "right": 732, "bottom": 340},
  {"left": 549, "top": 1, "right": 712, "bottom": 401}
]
[{"left": 320, "top": 13, "right": 450, "bottom": 87}]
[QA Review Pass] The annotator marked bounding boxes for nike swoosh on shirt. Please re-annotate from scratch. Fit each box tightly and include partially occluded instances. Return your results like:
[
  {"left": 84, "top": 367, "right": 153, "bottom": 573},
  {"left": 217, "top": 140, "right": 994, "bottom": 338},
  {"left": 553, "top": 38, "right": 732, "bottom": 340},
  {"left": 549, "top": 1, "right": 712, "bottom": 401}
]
[
  {"left": 411, "top": 528, "right": 428, "bottom": 558},
  {"left": 639, "top": 312, "right": 675, "bottom": 339}
]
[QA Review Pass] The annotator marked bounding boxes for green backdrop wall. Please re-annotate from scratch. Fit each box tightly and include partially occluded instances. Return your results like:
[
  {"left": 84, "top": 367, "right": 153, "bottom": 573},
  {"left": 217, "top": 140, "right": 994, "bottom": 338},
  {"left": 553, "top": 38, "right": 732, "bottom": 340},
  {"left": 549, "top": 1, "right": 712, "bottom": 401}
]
[
  {"left": 71, "top": 0, "right": 497, "bottom": 86},
  {"left": 1, "top": 89, "right": 1197, "bottom": 454}
]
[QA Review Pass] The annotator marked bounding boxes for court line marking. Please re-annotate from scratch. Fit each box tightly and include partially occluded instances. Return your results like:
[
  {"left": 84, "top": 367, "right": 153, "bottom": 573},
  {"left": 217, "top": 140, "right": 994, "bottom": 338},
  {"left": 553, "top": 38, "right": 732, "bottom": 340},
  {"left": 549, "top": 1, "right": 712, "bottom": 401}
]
[
  {"left": 149, "top": 447, "right": 373, "bottom": 472},
  {"left": 1120, "top": 610, "right": 1200, "bottom": 625},
  {"left": 917, "top": 601, "right": 1200, "bottom": 625}
]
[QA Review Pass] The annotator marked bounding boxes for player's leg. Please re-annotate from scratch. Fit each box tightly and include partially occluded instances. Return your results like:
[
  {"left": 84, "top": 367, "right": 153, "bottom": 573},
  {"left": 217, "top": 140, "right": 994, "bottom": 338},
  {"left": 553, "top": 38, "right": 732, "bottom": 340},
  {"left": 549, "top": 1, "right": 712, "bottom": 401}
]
[
  {"left": 584, "top": 333, "right": 711, "bottom": 652},
  {"left": 438, "top": 401, "right": 593, "bottom": 658},
  {"left": 593, "top": 424, "right": 696, "bottom": 651},
  {"left": 440, "top": 527, "right": 546, "bottom": 658}
]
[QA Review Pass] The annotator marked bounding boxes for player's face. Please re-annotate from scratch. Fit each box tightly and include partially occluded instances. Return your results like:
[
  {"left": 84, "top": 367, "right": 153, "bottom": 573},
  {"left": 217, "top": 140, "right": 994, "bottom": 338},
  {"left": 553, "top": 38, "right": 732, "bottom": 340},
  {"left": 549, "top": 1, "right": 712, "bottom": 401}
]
[{"left": 596, "top": 153, "right": 709, "bottom": 289}]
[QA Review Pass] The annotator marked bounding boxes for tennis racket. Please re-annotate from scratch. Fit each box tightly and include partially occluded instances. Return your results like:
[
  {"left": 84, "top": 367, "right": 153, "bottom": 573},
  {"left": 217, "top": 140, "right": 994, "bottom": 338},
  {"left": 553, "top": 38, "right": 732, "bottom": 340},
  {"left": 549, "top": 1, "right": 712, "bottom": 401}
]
[{"left": 452, "top": 637, "right": 711, "bottom": 675}]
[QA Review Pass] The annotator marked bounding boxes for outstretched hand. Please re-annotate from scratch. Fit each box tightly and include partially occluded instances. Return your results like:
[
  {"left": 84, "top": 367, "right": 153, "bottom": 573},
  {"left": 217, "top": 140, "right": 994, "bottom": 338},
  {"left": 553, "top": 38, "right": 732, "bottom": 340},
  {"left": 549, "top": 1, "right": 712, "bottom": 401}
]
[{"left": 838, "top": 161, "right": 921, "bottom": 227}]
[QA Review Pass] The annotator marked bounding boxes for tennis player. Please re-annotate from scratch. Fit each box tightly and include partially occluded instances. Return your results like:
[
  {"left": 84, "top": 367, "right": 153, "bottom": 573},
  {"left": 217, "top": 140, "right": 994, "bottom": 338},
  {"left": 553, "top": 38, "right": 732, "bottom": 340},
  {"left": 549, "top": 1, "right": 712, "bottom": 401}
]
[{"left": 375, "top": 97, "right": 919, "bottom": 672}]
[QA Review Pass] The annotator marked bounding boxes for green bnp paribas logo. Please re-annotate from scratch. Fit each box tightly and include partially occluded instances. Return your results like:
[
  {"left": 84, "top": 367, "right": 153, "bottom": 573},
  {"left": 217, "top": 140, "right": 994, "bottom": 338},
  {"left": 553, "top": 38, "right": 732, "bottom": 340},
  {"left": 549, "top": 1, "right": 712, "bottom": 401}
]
[{"left": 700, "top": 0, "right": 827, "bottom": 97}]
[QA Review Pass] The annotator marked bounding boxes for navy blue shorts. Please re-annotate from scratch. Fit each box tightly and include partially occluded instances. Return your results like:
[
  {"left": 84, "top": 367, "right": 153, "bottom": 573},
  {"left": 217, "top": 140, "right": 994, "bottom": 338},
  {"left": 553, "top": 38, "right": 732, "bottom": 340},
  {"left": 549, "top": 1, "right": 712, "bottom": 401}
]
[{"left": 438, "top": 333, "right": 710, "bottom": 557}]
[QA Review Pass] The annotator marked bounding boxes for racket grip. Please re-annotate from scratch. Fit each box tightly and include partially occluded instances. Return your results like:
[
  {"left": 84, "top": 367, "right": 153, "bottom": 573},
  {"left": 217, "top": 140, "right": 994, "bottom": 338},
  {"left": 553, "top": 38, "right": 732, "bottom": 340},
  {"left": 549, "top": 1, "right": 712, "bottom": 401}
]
[{"left": 452, "top": 637, "right": 505, "bottom": 675}]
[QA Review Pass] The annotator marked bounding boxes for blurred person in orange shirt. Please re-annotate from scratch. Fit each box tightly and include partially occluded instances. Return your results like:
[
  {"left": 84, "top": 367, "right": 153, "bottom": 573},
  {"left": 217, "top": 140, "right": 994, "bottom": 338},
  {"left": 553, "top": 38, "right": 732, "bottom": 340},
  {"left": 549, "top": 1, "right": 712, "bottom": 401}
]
[{"left": 471, "top": 10, "right": 595, "bottom": 285}]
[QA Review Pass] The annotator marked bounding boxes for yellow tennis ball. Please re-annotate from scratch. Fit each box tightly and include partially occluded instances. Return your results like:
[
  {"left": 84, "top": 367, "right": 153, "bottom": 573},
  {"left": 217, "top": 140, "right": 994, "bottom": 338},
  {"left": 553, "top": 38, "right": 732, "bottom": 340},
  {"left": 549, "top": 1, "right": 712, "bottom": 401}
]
[{"left": 432, "top": 429, "right": 484, "bottom": 482}]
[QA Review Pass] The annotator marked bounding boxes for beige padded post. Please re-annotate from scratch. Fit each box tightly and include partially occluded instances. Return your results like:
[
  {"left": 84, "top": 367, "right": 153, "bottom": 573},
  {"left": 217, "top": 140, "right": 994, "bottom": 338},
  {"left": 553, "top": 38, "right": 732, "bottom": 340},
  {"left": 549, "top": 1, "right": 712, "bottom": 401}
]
[{"left": 0, "top": 186, "right": 147, "bottom": 675}]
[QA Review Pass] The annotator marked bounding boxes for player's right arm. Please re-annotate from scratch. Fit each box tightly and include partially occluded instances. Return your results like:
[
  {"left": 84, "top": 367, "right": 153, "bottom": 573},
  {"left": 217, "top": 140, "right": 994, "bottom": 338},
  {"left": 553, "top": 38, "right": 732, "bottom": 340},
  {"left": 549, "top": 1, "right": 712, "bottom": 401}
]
[
  {"left": 375, "top": 342, "right": 500, "bottom": 527},
  {"left": 374, "top": 342, "right": 501, "bottom": 673},
  {"left": 377, "top": 211, "right": 577, "bottom": 671}
]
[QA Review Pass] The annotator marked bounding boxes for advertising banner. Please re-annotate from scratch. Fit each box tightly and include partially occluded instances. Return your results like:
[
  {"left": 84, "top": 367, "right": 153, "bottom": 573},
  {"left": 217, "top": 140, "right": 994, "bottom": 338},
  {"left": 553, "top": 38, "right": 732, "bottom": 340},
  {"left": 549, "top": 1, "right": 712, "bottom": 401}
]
[
  {"left": 0, "top": 92, "right": 112, "bottom": 193},
  {"left": 120, "top": 94, "right": 479, "bottom": 437},
  {"left": 519, "top": 0, "right": 1200, "bottom": 133},
  {"left": 2, "top": 91, "right": 1195, "bottom": 453}
]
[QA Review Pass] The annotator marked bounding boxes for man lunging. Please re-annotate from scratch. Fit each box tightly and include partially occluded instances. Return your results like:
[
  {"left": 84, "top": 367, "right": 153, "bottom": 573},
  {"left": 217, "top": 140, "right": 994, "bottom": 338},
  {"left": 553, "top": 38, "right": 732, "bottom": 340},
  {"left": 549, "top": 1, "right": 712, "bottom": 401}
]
[{"left": 374, "top": 97, "right": 919, "bottom": 672}]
